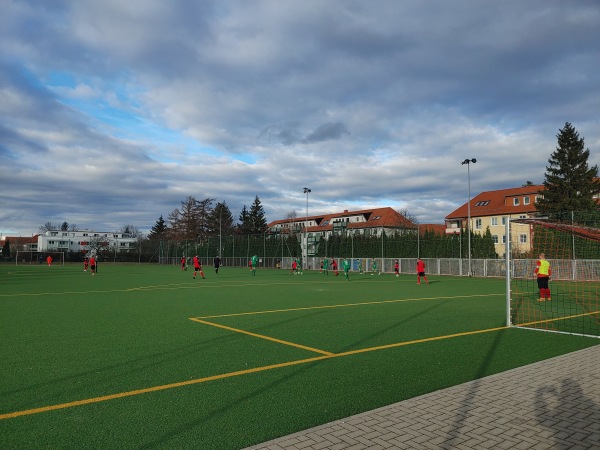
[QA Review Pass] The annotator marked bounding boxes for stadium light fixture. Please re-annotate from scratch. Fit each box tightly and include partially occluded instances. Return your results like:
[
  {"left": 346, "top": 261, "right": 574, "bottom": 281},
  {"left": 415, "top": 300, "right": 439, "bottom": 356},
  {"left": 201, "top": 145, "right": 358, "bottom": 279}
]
[
  {"left": 461, "top": 158, "right": 477, "bottom": 276},
  {"left": 303, "top": 187, "right": 311, "bottom": 268}
]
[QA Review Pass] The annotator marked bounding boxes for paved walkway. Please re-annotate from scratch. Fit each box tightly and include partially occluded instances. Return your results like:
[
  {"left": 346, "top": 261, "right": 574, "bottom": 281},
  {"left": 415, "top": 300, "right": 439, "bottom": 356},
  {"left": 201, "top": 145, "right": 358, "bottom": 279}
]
[{"left": 247, "top": 344, "right": 600, "bottom": 449}]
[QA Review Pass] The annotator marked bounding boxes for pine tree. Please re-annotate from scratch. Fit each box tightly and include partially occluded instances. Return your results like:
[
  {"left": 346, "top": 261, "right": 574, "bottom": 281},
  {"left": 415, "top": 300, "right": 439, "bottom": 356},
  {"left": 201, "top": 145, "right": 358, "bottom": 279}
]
[
  {"left": 248, "top": 196, "right": 268, "bottom": 234},
  {"left": 2, "top": 239, "right": 10, "bottom": 259},
  {"left": 537, "top": 122, "right": 600, "bottom": 216},
  {"left": 238, "top": 205, "right": 251, "bottom": 234},
  {"left": 148, "top": 215, "right": 168, "bottom": 240},
  {"left": 206, "top": 201, "right": 236, "bottom": 236}
]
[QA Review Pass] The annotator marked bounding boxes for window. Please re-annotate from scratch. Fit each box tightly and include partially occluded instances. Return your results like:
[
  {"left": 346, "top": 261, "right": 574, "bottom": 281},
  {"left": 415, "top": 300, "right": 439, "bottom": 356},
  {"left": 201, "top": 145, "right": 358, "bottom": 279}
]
[
  {"left": 475, "top": 200, "right": 490, "bottom": 206},
  {"left": 524, "top": 196, "right": 530, "bottom": 205},
  {"left": 519, "top": 234, "right": 527, "bottom": 243},
  {"left": 513, "top": 198, "right": 520, "bottom": 206},
  {"left": 501, "top": 217, "right": 507, "bottom": 225},
  {"left": 492, "top": 235, "right": 498, "bottom": 244},
  {"left": 475, "top": 218, "right": 482, "bottom": 229},
  {"left": 491, "top": 217, "right": 498, "bottom": 226},
  {"left": 502, "top": 235, "right": 507, "bottom": 244}
]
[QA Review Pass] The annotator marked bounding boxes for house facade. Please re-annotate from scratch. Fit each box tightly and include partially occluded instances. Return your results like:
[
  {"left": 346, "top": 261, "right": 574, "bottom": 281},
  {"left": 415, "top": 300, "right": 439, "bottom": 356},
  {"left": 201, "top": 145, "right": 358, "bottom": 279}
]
[
  {"left": 268, "top": 207, "right": 417, "bottom": 256},
  {"left": 445, "top": 184, "right": 544, "bottom": 256},
  {"left": 37, "top": 230, "right": 139, "bottom": 254}
]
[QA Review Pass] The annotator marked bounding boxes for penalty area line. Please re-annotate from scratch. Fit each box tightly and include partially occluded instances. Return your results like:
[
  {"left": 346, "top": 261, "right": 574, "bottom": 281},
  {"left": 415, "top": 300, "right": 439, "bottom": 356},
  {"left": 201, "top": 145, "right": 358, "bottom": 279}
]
[{"left": 0, "top": 324, "right": 507, "bottom": 421}]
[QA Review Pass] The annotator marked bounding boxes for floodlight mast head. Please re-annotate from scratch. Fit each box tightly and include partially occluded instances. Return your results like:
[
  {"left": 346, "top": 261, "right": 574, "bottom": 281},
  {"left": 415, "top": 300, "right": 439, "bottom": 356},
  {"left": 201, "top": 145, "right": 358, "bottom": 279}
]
[
  {"left": 303, "top": 187, "right": 311, "bottom": 194},
  {"left": 461, "top": 158, "right": 477, "bottom": 165}
]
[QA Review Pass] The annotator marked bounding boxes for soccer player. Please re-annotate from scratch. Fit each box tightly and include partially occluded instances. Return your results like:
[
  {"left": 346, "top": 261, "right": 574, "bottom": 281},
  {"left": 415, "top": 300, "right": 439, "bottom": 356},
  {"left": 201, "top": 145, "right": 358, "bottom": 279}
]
[
  {"left": 83, "top": 256, "right": 89, "bottom": 272},
  {"left": 251, "top": 255, "right": 258, "bottom": 276},
  {"left": 291, "top": 259, "right": 297, "bottom": 275},
  {"left": 356, "top": 259, "right": 363, "bottom": 274},
  {"left": 193, "top": 255, "right": 205, "bottom": 279},
  {"left": 341, "top": 258, "right": 350, "bottom": 281},
  {"left": 371, "top": 258, "right": 379, "bottom": 275},
  {"left": 181, "top": 255, "right": 187, "bottom": 271},
  {"left": 89, "top": 255, "right": 96, "bottom": 276},
  {"left": 394, "top": 259, "right": 399, "bottom": 277},
  {"left": 416, "top": 258, "right": 429, "bottom": 285},
  {"left": 214, "top": 255, "right": 221, "bottom": 274},
  {"left": 332, "top": 258, "right": 338, "bottom": 276},
  {"left": 322, "top": 257, "right": 329, "bottom": 275},
  {"left": 534, "top": 253, "right": 551, "bottom": 301},
  {"left": 47, "top": 255, "right": 53, "bottom": 266}
]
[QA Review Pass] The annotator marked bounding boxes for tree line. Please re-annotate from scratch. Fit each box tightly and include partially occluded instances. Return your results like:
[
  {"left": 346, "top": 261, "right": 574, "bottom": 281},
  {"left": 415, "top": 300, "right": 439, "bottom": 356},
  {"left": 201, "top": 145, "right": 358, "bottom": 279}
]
[{"left": 147, "top": 195, "right": 268, "bottom": 242}]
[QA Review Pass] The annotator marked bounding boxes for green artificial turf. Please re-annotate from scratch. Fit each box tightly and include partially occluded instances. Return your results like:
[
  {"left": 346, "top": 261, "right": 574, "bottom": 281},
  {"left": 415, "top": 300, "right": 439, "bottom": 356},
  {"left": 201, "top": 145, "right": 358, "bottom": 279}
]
[{"left": 0, "top": 263, "right": 598, "bottom": 449}]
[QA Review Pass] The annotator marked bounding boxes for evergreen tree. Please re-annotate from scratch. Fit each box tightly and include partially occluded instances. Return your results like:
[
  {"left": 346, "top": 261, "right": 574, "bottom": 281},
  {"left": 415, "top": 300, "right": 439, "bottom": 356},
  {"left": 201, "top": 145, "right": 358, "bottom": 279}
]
[
  {"left": 206, "top": 201, "right": 236, "bottom": 236},
  {"left": 238, "top": 205, "right": 251, "bottom": 234},
  {"left": 248, "top": 196, "right": 268, "bottom": 234},
  {"left": 2, "top": 239, "right": 10, "bottom": 259},
  {"left": 148, "top": 215, "right": 168, "bottom": 240},
  {"left": 537, "top": 122, "right": 600, "bottom": 216}
]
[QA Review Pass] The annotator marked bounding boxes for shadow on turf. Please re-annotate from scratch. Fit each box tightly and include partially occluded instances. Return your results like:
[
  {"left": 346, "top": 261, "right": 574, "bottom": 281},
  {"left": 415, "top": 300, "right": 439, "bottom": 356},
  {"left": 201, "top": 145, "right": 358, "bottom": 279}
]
[{"left": 137, "top": 298, "right": 457, "bottom": 448}]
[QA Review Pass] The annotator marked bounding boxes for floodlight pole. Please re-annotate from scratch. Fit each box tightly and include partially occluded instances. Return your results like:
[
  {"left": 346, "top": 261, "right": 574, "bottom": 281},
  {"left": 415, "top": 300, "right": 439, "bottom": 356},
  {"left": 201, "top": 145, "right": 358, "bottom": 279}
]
[
  {"left": 461, "top": 158, "right": 477, "bottom": 276},
  {"left": 303, "top": 187, "right": 311, "bottom": 269}
]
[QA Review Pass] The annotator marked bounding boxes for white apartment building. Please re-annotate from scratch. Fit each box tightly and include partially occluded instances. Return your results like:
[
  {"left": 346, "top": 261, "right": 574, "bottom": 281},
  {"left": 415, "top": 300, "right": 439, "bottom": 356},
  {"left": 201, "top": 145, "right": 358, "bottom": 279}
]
[{"left": 37, "top": 230, "right": 138, "bottom": 254}]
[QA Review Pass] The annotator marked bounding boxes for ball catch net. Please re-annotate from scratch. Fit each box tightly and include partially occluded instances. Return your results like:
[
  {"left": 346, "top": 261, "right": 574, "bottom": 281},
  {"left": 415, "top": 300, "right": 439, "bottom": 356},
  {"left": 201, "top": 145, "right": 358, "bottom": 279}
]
[{"left": 509, "top": 215, "right": 600, "bottom": 338}]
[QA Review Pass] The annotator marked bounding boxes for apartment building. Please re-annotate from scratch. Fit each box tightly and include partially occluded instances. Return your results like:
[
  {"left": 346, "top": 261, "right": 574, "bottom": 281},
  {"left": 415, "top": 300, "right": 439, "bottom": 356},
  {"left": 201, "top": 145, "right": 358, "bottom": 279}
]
[
  {"left": 37, "top": 229, "right": 139, "bottom": 254},
  {"left": 268, "top": 207, "right": 417, "bottom": 256},
  {"left": 445, "top": 184, "right": 543, "bottom": 256}
]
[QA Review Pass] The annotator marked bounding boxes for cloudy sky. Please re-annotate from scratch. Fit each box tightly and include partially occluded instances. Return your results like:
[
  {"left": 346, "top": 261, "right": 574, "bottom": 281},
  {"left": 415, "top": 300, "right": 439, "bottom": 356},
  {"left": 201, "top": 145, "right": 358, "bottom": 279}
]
[{"left": 1, "top": 0, "right": 599, "bottom": 235}]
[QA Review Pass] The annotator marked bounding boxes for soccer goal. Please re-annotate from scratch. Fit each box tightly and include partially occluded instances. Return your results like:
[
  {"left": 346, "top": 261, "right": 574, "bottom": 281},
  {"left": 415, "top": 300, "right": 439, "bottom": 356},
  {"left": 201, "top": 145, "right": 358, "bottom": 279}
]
[
  {"left": 15, "top": 251, "right": 65, "bottom": 266},
  {"left": 507, "top": 216, "right": 600, "bottom": 338}
]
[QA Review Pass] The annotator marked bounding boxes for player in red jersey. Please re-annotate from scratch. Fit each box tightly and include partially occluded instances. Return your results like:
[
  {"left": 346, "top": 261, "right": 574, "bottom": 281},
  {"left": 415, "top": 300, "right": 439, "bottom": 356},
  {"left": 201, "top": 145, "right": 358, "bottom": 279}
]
[
  {"left": 416, "top": 258, "right": 429, "bottom": 285},
  {"left": 193, "top": 255, "right": 205, "bottom": 279}
]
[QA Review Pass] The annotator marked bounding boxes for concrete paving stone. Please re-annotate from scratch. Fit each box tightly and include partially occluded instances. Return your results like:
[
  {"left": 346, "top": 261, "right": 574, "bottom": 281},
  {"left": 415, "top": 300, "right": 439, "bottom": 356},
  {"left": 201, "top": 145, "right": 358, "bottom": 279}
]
[
  {"left": 310, "top": 441, "right": 332, "bottom": 450},
  {"left": 247, "top": 346, "right": 600, "bottom": 450}
]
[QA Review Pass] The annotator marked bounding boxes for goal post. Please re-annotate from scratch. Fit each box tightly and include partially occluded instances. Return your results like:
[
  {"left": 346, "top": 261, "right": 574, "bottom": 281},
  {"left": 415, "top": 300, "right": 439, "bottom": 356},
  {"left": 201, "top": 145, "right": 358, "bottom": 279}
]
[
  {"left": 15, "top": 251, "right": 65, "bottom": 266},
  {"left": 507, "top": 215, "right": 600, "bottom": 338}
]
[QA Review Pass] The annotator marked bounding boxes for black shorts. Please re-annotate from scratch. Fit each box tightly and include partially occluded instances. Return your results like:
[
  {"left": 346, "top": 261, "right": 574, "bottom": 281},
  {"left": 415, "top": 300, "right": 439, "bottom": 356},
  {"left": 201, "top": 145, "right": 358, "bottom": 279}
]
[
  {"left": 537, "top": 277, "right": 549, "bottom": 289},
  {"left": 418, "top": 271, "right": 425, "bottom": 276}
]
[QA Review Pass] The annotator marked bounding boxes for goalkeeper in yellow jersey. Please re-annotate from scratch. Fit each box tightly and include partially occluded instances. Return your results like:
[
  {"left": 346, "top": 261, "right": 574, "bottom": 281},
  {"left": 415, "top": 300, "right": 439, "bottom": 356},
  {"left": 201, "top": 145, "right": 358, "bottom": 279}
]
[{"left": 534, "top": 253, "right": 551, "bottom": 301}]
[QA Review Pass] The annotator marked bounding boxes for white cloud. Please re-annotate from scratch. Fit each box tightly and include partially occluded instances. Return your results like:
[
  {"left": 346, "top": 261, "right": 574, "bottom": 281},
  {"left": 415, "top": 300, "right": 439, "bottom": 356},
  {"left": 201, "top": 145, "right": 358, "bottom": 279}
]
[{"left": 1, "top": 0, "right": 599, "bottom": 234}]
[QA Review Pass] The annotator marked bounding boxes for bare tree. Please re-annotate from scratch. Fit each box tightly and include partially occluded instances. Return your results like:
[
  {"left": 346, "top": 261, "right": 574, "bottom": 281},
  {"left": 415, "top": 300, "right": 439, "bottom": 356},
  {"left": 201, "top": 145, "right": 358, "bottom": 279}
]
[
  {"left": 120, "top": 224, "right": 142, "bottom": 238},
  {"left": 38, "top": 222, "right": 58, "bottom": 233}
]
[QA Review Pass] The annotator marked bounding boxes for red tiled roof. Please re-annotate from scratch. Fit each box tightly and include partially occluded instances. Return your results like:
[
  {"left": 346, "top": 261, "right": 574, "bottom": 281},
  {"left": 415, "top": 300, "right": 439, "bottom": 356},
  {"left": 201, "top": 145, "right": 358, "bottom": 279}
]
[
  {"left": 268, "top": 207, "right": 416, "bottom": 233},
  {"left": 0, "top": 235, "right": 39, "bottom": 248},
  {"left": 419, "top": 224, "right": 446, "bottom": 235},
  {"left": 445, "top": 185, "right": 543, "bottom": 220}
]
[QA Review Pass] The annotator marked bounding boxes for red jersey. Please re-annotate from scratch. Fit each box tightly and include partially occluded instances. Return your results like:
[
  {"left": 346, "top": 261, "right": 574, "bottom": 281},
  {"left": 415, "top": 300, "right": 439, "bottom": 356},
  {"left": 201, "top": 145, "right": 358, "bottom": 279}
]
[
  {"left": 193, "top": 256, "right": 200, "bottom": 269},
  {"left": 416, "top": 260, "right": 426, "bottom": 273}
]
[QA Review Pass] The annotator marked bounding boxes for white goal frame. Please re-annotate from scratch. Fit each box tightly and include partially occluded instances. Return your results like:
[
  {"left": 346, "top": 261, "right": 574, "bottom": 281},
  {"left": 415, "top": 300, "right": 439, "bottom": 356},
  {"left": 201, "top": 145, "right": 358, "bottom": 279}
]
[{"left": 15, "top": 251, "right": 65, "bottom": 266}]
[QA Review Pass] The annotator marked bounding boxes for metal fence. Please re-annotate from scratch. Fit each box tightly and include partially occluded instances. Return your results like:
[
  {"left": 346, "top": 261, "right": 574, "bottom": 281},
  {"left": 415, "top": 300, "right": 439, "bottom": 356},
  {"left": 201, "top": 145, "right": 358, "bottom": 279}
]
[{"left": 163, "top": 256, "right": 600, "bottom": 280}]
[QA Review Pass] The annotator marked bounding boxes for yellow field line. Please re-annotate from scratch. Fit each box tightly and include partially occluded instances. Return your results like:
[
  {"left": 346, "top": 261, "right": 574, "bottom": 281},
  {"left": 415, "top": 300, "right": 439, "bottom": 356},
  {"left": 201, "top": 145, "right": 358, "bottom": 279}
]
[
  {"left": 0, "top": 324, "right": 507, "bottom": 421},
  {"left": 194, "top": 293, "right": 503, "bottom": 319},
  {"left": 0, "top": 355, "right": 331, "bottom": 420},
  {"left": 190, "top": 318, "right": 335, "bottom": 356}
]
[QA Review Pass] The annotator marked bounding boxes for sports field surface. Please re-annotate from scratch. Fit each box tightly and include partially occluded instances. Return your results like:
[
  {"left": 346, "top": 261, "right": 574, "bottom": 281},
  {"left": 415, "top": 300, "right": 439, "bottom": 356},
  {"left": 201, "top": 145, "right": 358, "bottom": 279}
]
[{"left": 1, "top": 263, "right": 598, "bottom": 449}]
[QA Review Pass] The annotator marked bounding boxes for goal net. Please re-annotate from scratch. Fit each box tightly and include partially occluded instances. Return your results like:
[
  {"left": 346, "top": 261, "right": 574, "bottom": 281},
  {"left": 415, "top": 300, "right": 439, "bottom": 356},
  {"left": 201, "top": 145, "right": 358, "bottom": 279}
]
[
  {"left": 509, "top": 215, "right": 600, "bottom": 338},
  {"left": 15, "top": 251, "right": 65, "bottom": 266}
]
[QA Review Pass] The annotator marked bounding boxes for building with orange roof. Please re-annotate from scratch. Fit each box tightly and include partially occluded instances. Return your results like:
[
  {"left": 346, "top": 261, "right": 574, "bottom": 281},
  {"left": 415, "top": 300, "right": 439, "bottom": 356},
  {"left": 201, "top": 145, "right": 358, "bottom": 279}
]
[
  {"left": 445, "top": 184, "right": 544, "bottom": 256},
  {"left": 268, "top": 207, "right": 417, "bottom": 256}
]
